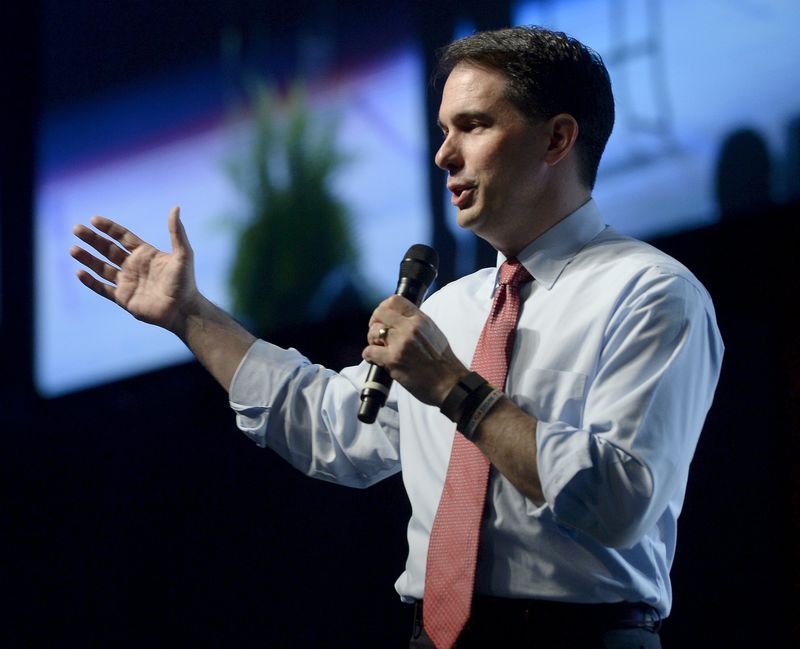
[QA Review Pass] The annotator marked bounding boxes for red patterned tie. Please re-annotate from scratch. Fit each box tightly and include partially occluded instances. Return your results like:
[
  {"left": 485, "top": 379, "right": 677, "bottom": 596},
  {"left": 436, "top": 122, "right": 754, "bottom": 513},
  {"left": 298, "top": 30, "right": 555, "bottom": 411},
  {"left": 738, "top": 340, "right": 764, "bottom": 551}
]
[{"left": 424, "top": 258, "right": 533, "bottom": 649}]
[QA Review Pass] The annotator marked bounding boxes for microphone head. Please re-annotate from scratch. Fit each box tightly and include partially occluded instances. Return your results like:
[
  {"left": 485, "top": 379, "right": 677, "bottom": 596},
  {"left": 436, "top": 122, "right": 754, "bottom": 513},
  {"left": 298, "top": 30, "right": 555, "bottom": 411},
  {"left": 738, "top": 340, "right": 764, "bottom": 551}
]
[{"left": 400, "top": 244, "right": 439, "bottom": 287}]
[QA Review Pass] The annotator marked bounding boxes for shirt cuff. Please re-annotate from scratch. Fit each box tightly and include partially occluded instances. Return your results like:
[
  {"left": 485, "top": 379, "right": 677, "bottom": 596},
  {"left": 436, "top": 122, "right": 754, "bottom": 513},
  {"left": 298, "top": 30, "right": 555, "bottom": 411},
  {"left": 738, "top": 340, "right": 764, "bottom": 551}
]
[{"left": 229, "top": 339, "right": 311, "bottom": 447}]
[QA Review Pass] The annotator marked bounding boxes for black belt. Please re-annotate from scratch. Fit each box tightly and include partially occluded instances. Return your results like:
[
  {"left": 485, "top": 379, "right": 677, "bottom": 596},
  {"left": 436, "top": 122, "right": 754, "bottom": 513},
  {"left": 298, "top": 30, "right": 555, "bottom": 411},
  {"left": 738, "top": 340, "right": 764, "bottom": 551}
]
[{"left": 414, "top": 596, "right": 662, "bottom": 632}]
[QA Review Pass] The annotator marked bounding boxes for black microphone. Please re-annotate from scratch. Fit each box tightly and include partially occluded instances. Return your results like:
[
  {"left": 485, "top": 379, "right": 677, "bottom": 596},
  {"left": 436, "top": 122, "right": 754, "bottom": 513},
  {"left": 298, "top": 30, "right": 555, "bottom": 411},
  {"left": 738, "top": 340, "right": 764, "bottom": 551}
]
[{"left": 357, "top": 244, "right": 439, "bottom": 424}]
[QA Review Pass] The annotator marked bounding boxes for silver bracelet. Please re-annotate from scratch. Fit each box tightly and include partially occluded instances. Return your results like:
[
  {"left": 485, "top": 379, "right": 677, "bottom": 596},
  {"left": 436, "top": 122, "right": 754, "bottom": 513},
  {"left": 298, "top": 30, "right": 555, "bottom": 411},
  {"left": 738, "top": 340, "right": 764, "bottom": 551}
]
[{"left": 461, "top": 388, "right": 503, "bottom": 440}]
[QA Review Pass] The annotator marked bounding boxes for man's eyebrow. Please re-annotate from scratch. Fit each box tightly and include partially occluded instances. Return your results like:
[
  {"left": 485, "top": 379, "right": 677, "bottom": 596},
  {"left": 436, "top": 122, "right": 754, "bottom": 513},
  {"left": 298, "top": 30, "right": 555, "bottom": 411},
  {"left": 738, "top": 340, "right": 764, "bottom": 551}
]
[{"left": 437, "top": 111, "right": 494, "bottom": 129}]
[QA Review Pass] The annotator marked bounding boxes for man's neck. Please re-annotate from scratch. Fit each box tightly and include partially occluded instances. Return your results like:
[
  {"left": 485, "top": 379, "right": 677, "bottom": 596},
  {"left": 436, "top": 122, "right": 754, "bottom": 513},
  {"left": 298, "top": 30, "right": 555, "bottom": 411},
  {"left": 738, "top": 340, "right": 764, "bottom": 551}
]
[{"left": 495, "top": 189, "right": 592, "bottom": 258}]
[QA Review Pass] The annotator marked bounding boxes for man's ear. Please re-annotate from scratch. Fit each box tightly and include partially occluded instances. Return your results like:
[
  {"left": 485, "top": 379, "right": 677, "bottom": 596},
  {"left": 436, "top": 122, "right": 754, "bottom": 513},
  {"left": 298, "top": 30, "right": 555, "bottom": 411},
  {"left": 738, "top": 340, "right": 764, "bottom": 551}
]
[{"left": 543, "top": 113, "right": 579, "bottom": 167}]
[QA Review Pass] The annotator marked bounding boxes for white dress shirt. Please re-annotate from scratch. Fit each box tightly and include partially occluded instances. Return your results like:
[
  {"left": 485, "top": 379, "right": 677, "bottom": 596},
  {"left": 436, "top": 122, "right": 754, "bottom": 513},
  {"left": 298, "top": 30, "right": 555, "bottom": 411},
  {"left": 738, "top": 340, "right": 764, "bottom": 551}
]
[{"left": 229, "top": 199, "right": 723, "bottom": 616}]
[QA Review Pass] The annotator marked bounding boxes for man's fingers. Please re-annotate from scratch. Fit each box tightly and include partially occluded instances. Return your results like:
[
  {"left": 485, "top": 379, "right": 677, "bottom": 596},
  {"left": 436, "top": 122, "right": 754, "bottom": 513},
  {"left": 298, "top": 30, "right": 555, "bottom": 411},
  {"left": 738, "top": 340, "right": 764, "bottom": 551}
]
[
  {"left": 90, "top": 216, "right": 146, "bottom": 252},
  {"left": 362, "top": 340, "right": 390, "bottom": 367},
  {"left": 168, "top": 206, "right": 191, "bottom": 254},
  {"left": 367, "top": 323, "right": 390, "bottom": 346},
  {"left": 75, "top": 269, "right": 117, "bottom": 302},
  {"left": 72, "top": 224, "right": 130, "bottom": 267},
  {"left": 70, "top": 245, "right": 119, "bottom": 284},
  {"left": 386, "top": 294, "right": 419, "bottom": 316},
  {"left": 369, "top": 295, "right": 419, "bottom": 329}
]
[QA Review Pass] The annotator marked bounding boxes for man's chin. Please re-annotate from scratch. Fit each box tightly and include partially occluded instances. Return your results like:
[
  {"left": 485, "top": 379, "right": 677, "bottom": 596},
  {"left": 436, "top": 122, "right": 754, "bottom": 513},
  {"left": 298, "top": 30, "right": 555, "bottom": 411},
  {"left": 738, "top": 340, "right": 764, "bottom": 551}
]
[{"left": 456, "top": 207, "right": 484, "bottom": 232}]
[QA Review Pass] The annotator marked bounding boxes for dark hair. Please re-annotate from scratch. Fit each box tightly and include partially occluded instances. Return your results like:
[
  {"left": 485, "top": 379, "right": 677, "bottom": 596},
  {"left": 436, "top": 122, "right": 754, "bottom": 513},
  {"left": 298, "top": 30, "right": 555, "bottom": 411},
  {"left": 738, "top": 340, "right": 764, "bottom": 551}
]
[{"left": 436, "top": 26, "right": 615, "bottom": 189}]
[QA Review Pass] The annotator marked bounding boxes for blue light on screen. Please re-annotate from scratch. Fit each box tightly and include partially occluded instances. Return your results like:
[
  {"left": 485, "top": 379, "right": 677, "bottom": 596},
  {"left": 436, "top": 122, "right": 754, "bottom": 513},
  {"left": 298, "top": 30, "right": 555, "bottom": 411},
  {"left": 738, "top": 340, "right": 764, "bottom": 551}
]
[
  {"left": 513, "top": 0, "right": 800, "bottom": 236},
  {"left": 36, "top": 45, "right": 428, "bottom": 397}
]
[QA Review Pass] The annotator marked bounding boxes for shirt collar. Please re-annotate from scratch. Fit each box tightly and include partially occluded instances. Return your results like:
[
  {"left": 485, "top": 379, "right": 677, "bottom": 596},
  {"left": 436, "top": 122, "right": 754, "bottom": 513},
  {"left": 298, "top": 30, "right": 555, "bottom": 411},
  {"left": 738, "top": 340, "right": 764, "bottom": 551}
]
[{"left": 495, "top": 199, "right": 606, "bottom": 290}]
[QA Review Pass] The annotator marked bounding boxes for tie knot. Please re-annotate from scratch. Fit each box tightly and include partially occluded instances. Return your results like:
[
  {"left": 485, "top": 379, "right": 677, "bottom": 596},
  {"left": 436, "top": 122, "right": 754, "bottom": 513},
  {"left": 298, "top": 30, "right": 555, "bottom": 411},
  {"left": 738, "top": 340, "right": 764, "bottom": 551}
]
[{"left": 499, "top": 258, "right": 532, "bottom": 287}]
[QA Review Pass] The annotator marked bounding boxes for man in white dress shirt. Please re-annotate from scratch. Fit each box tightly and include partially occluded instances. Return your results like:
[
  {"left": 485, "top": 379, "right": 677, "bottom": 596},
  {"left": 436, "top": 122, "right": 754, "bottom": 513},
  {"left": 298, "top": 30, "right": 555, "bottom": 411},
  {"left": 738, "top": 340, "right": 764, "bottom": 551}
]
[{"left": 71, "top": 26, "right": 723, "bottom": 649}]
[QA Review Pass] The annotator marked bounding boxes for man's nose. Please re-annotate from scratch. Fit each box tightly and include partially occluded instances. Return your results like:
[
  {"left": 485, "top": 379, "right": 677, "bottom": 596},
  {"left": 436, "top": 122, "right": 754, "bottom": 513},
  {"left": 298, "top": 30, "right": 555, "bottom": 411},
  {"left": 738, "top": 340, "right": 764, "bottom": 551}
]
[{"left": 435, "top": 135, "right": 462, "bottom": 172}]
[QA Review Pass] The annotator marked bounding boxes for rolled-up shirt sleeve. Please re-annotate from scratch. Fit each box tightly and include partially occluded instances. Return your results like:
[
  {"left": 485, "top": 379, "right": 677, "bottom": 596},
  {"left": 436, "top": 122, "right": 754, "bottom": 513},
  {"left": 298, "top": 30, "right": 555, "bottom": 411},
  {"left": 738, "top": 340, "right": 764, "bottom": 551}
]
[
  {"left": 229, "top": 339, "right": 401, "bottom": 488},
  {"left": 537, "top": 270, "right": 724, "bottom": 548}
]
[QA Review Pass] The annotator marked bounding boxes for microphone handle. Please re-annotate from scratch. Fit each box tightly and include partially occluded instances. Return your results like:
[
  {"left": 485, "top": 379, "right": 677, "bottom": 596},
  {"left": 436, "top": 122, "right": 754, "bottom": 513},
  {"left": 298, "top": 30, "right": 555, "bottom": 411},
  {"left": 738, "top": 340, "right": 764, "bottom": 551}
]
[{"left": 358, "top": 365, "right": 392, "bottom": 423}]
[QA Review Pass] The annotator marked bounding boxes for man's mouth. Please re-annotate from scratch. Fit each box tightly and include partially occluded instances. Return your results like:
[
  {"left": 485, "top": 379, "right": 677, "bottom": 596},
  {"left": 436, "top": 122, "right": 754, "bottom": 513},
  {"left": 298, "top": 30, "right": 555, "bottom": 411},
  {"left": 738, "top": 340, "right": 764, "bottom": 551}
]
[{"left": 449, "top": 184, "right": 476, "bottom": 208}]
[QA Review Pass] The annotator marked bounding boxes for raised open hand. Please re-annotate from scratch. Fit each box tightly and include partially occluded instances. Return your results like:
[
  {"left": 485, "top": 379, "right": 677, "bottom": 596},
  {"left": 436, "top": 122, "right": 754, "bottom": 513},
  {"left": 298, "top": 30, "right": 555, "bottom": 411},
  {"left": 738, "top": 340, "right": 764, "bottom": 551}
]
[{"left": 70, "top": 206, "right": 199, "bottom": 335}]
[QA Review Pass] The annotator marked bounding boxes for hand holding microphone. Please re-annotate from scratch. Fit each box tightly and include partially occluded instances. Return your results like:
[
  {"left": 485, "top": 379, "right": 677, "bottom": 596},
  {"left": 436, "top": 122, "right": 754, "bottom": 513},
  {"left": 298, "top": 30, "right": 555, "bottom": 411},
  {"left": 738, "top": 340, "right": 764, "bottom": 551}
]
[{"left": 358, "top": 244, "right": 439, "bottom": 423}]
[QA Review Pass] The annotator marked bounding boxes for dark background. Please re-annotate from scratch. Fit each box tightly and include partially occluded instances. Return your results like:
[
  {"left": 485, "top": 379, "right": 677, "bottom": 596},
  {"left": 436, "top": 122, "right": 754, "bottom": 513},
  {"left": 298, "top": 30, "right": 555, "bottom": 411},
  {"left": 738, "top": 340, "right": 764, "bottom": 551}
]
[{"left": 1, "top": 1, "right": 797, "bottom": 647}]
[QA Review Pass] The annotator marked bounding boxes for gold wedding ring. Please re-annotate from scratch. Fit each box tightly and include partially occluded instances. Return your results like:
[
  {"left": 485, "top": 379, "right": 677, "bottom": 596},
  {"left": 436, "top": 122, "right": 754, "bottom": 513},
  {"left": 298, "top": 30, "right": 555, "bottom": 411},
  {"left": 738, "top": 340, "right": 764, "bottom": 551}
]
[{"left": 378, "top": 327, "right": 389, "bottom": 343}]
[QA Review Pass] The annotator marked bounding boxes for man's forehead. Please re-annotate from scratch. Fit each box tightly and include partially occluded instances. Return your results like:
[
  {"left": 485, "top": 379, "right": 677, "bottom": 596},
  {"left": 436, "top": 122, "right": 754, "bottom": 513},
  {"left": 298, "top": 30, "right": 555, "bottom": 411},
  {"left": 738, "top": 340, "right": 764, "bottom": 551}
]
[{"left": 438, "top": 63, "right": 512, "bottom": 121}]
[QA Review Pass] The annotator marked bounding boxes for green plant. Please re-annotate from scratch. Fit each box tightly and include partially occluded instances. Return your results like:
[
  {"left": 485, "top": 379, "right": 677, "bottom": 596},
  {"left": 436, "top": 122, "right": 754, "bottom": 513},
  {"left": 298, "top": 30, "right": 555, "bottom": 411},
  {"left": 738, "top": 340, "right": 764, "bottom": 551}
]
[{"left": 226, "top": 83, "right": 362, "bottom": 337}]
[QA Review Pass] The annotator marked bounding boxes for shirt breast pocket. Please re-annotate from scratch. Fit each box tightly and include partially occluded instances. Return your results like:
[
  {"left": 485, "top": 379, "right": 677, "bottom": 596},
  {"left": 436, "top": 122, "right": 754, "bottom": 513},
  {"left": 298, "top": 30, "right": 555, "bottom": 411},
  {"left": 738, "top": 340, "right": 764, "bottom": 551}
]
[{"left": 510, "top": 367, "right": 586, "bottom": 429}]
